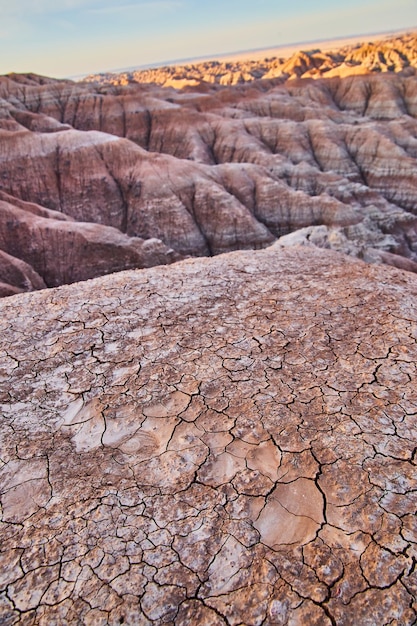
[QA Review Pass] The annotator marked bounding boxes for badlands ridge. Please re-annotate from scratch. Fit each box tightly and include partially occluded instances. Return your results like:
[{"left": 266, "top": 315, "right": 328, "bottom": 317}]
[
  {"left": 1, "top": 33, "right": 417, "bottom": 294},
  {"left": 86, "top": 31, "right": 417, "bottom": 87}
]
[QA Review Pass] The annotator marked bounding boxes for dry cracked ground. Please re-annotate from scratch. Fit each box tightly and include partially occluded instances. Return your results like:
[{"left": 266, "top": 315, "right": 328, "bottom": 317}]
[
  {"left": 0, "top": 246, "right": 416, "bottom": 625},
  {"left": 3, "top": 32, "right": 417, "bottom": 296}
]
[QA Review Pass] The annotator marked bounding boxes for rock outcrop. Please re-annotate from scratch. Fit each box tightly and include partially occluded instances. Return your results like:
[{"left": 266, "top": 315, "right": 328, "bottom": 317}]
[
  {"left": 1, "top": 33, "right": 417, "bottom": 295},
  {"left": 0, "top": 191, "right": 181, "bottom": 292},
  {"left": 0, "top": 245, "right": 416, "bottom": 624}
]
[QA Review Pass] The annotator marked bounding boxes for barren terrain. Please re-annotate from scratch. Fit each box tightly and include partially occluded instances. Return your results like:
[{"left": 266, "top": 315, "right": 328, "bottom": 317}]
[
  {"left": 0, "top": 246, "right": 416, "bottom": 624},
  {"left": 86, "top": 31, "right": 417, "bottom": 87},
  {"left": 0, "top": 31, "right": 417, "bottom": 626},
  {"left": 1, "top": 32, "right": 417, "bottom": 295}
]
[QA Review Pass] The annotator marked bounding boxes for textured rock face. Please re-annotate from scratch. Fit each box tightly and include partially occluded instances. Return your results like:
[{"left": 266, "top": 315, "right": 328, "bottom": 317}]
[
  {"left": 0, "top": 191, "right": 181, "bottom": 291},
  {"left": 0, "top": 246, "right": 416, "bottom": 624},
  {"left": 1, "top": 33, "right": 417, "bottom": 295}
]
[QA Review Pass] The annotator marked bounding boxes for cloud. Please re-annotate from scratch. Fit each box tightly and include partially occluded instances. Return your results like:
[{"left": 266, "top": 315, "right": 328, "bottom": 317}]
[
  {"left": 0, "top": 0, "right": 183, "bottom": 17},
  {"left": 86, "top": 1, "right": 182, "bottom": 14},
  {"left": 0, "top": 0, "right": 93, "bottom": 14}
]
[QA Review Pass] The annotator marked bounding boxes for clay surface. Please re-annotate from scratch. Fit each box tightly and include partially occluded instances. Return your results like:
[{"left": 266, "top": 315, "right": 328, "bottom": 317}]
[{"left": 0, "top": 246, "right": 416, "bottom": 625}]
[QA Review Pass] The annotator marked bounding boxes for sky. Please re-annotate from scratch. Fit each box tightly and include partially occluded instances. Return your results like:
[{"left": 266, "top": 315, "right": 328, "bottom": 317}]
[{"left": 1, "top": 0, "right": 416, "bottom": 78}]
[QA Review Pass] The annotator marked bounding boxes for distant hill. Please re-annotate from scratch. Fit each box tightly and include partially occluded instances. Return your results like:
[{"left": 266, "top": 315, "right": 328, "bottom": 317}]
[{"left": 84, "top": 31, "right": 417, "bottom": 87}]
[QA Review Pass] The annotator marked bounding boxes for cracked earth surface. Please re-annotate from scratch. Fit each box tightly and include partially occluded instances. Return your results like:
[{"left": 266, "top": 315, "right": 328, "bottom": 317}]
[{"left": 0, "top": 245, "right": 416, "bottom": 625}]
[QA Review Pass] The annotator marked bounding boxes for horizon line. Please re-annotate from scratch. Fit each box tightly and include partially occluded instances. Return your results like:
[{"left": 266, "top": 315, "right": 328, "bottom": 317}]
[{"left": 69, "top": 24, "right": 417, "bottom": 81}]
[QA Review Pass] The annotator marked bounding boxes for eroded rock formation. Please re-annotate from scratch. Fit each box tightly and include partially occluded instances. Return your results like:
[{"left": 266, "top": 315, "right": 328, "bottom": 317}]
[
  {"left": 85, "top": 32, "right": 417, "bottom": 86},
  {"left": 0, "top": 246, "right": 416, "bottom": 624},
  {"left": 1, "top": 33, "right": 417, "bottom": 295},
  {"left": 0, "top": 191, "right": 181, "bottom": 293}
]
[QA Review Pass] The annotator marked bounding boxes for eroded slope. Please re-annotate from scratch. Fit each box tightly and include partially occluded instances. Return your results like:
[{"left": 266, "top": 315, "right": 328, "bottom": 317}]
[
  {"left": 1, "top": 33, "right": 417, "bottom": 294},
  {"left": 0, "top": 246, "right": 416, "bottom": 625}
]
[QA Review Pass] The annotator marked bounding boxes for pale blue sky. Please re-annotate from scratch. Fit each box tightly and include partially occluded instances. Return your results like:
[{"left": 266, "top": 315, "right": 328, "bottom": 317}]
[{"left": 1, "top": 0, "right": 416, "bottom": 78}]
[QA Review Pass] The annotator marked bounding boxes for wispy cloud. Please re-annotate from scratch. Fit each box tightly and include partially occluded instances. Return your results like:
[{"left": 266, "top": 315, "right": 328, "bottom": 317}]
[
  {"left": 0, "top": 0, "right": 93, "bottom": 15},
  {"left": 0, "top": 0, "right": 183, "bottom": 17},
  {"left": 86, "top": 1, "right": 183, "bottom": 15}
]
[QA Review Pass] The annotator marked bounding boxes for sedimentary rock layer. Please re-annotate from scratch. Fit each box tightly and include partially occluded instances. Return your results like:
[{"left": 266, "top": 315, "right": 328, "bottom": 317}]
[
  {"left": 1, "top": 33, "right": 417, "bottom": 295},
  {"left": 0, "top": 246, "right": 416, "bottom": 624}
]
